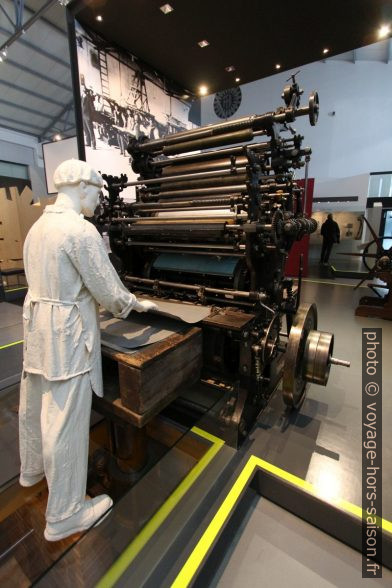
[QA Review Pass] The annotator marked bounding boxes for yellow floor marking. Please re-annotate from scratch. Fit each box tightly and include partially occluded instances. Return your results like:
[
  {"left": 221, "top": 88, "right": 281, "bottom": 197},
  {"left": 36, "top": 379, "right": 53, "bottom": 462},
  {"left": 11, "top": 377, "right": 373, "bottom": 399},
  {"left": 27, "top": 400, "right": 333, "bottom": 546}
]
[
  {"left": 0, "top": 339, "right": 23, "bottom": 351},
  {"left": 172, "top": 455, "right": 392, "bottom": 587},
  {"left": 96, "top": 427, "right": 224, "bottom": 588}
]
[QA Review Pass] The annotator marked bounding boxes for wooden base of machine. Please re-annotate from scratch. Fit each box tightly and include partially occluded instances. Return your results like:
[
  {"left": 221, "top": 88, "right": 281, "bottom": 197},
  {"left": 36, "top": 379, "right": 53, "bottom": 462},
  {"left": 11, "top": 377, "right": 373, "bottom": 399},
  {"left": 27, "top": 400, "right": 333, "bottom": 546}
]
[
  {"left": 101, "top": 326, "right": 202, "bottom": 414},
  {"left": 355, "top": 294, "right": 392, "bottom": 320},
  {"left": 94, "top": 326, "right": 202, "bottom": 474}
]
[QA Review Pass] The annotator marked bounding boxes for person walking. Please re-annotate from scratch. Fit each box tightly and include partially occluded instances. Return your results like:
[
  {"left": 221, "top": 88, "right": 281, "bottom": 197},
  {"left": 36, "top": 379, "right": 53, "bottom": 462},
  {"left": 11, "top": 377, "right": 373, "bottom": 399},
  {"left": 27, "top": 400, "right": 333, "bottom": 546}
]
[{"left": 320, "top": 213, "right": 340, "bottom": 264}]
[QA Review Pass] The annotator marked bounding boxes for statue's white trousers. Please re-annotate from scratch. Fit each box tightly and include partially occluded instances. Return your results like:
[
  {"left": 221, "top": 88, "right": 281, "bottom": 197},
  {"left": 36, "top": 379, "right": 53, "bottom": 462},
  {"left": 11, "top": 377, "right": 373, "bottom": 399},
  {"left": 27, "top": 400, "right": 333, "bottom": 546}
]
[{"left": 18, "top": 371, "right": 92, "bottom": 522}]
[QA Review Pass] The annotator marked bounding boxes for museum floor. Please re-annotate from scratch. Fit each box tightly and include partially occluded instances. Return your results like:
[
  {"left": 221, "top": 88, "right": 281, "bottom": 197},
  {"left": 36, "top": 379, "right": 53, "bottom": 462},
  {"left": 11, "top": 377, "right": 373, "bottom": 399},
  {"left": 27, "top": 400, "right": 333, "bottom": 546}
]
[{"left": 0, "top": 278, "right": 391, "bottom": 586}]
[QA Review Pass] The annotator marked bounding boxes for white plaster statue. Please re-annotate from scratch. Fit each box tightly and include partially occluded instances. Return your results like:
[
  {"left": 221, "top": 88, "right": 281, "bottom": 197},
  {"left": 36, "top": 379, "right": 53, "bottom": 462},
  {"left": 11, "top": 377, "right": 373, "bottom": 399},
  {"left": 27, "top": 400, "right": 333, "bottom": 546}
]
[{"left": 19, "top": 159, "right": 157, "bottom": 541}]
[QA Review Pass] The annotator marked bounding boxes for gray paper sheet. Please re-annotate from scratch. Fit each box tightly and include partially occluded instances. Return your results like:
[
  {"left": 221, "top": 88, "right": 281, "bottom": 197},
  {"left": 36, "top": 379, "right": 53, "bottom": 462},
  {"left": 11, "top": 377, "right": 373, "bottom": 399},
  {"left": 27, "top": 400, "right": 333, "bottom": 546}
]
[
  {"left": 100, "top": 310, "right": 185, "bottom": 350},
  {"left": 135, "top": 295, "right": 212, "bottom": 324}
]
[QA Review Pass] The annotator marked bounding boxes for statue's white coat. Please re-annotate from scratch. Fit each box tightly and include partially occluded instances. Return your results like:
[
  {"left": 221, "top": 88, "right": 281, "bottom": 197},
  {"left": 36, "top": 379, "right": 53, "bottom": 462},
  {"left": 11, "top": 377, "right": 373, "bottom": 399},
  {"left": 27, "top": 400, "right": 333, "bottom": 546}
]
[
  {"left": 22, "top": 204, "right": 137, "bottom": 396},
  {"left": 18, "top": 159, "right": 156, "bottom": 530}
]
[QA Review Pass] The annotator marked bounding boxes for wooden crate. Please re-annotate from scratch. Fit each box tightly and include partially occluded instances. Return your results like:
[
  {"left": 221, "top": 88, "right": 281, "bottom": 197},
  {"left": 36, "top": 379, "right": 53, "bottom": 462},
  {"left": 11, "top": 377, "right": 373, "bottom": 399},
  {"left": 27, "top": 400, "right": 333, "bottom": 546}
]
[{"left": 101, "top": 326, "right": 202, "bottom": 419}]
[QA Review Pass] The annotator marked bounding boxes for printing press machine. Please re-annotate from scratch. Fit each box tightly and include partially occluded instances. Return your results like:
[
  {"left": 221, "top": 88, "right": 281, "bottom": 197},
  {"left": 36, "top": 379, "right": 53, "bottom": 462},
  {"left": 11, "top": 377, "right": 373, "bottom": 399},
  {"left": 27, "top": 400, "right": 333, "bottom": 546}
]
[
  {"left": 5, "top": 80, "right": 391, "bottom": 588},
  {"left": 98, "top": 77, "right": 350, "bottom": 450}
]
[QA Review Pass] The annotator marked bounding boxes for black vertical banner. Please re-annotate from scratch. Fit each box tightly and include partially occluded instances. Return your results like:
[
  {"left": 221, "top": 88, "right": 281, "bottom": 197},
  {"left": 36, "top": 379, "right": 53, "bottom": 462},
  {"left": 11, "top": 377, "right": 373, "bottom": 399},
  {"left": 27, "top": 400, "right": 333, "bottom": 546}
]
[{"left": 362, "top": 328, "right": 382, "bottom": 577}]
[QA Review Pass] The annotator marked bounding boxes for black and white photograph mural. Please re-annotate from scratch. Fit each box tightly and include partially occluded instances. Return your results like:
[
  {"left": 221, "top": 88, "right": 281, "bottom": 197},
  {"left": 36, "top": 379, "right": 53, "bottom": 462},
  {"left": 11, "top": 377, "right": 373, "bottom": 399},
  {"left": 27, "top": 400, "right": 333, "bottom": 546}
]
[{"left": 75, "top": 21, "right": 195, "bottom": 199}]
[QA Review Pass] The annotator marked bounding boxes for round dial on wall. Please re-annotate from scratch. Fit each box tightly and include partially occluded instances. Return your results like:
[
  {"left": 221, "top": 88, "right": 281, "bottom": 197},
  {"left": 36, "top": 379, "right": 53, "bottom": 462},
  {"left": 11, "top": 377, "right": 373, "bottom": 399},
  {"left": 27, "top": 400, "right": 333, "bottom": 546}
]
[{"left": 213, "top": 87, "right": 242, "bottom": 119}]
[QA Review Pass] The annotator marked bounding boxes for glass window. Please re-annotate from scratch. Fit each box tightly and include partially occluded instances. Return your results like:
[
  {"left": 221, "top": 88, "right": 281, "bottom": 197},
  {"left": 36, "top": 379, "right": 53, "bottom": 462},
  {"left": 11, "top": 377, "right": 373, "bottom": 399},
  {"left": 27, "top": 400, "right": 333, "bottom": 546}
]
[
  {"left": 0, "top": 160, "right": 29, "bottom": 181},
  {"left": 368, "top": 173, "right": 392, "bottom": 198}
]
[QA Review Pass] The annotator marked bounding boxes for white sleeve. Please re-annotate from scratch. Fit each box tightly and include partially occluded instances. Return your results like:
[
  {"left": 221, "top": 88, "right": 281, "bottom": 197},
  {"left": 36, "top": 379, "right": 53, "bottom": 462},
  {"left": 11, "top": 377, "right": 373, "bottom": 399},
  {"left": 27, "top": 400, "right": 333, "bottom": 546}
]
[{"left": 66, "top": 222, "right": 137, "bottom": 318}]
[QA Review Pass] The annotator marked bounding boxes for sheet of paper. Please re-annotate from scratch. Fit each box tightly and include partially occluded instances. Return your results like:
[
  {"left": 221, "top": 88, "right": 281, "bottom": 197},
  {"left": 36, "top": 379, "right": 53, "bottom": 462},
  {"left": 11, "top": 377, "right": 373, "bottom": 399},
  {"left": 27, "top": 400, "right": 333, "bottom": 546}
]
[
  {"left": 100, "top": 310, "right": 185, "bottom": 349},
  {"left": 135, "top": 295, "right": 212, "bottom": 324}
]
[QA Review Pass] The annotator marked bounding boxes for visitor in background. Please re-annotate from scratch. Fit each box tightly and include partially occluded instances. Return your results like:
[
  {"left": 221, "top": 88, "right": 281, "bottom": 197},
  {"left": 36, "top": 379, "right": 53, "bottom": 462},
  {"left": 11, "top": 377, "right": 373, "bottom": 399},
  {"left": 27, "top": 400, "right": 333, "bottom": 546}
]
[{"left": 320, "top": 213, "right": 340, "bottom": 264}]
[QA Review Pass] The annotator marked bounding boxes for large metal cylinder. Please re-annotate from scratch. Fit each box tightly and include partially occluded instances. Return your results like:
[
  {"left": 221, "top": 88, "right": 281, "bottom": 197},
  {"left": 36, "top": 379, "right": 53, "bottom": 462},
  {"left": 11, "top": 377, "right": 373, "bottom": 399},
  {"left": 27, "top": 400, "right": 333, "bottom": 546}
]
[
  {"left": 161, "top": 155, "right": 249, "bottom": 177},
  {"left": 303, "top": 330, "right": 334, "bottom": 386},
  {"left": 162, "top": 129, "right": 254, "bottom": 156},
  {"left": 147, "top": 173, "right": 248, "bottom": 193}
]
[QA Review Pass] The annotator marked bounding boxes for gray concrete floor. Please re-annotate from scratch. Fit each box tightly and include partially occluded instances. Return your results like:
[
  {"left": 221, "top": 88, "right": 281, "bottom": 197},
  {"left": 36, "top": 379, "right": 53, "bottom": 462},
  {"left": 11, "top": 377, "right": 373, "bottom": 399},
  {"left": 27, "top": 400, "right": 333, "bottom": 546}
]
[
  {"left": 0, "top": 302, "right": 23, "bottom": 391},
  {"left": 214, "top": 490, "right": 392, "bottom": 587},
  {"left": 0, "top": 281, "right": 391, "bottom": 585},
  {"left": 209, "top": 278, "right": 392, "bottom": 587}
]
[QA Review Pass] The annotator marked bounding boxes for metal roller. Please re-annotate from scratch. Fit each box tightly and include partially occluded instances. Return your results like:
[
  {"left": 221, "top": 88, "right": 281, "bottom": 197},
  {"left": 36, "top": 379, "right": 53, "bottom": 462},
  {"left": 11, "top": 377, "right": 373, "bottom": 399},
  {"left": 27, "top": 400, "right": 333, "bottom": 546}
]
[
  {"left": 283, "top": 303, "right": 350, "bottom": 408},
  {"left": 123, "top": 221, "right": 228, "bottom": 241},
  {"left": 136, "top": 114, "right": 269, "bottom": 153},
  {"left": 123, "top": 241, "right": 245, "bottom": 251},
  {"left": 154, "top": 137, "right": 296, "bottom": 170},
  {"left": 134, "top": 92, "right": 318, "bottom": 155},
  {"left": 162, "top": 129, "right": 254, "bottom": 156},
  {"left": 149, "top": 185, "right": 248, "bottom": 200},
  {"left": 131, "top": 196, "right": 245, "bottom": 210},
  {"left": 147, "top": 172, "right": 248, "bottom": 192},
  {"left": 161, "top": 156, "right": 249, "bottom": 177},
  {"left": 282, "top": 303, "right": 318, "bottom": 408},
  {"left": 124, "top": 274, "right": 266, "bottom": 302},
  {"left": 303, "top": 330, "right": 334, "bottom": 386}
]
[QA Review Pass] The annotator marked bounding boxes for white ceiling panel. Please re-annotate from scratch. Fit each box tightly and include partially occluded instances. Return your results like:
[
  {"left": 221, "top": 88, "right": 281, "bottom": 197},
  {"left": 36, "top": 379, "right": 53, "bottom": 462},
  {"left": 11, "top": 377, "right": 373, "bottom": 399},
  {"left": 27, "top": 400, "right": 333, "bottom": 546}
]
[{"left": 0, "top": 0, "right": 75, "bottom": 139}]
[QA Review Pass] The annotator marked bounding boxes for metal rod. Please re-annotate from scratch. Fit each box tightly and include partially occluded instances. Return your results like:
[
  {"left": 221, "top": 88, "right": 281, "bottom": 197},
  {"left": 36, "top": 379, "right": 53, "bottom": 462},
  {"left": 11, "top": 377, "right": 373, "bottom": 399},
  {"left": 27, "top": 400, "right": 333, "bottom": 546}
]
[
  {"left": 145, "top": 248, "right": 245, "bottom": 257},
  {"left": 154, "top": 141, "right": 272, "bottom": 168},
  {"left": 0, "top": 0, "right": 58, "bottom": 54},
  {"left": 147, "top": 172, "right": 248, "bottom": 192},
  {"left": 161, "top": 157, "right": 249, "bottom": 177},
  {"left": 329, "top": 356, "right": 350, "bottom": 368},
  {"left": 150, "top": 185, "right": 248, "bottom": 199},
  {"left": 162, "top": 128, "right": 255, "bottom": 156},
  {"left": 144, "top": 193, "right": 245, "bottom": 204},
  {"left": 303, "top": 154, "right": 310, "bottom": 213},
  {"left": 126, "top": 213, "right": 247, "bottom": 222},
  {"left": 131, "top": 196, "right": 245, "bottom": 209},
  {"left": 126, "top": 284, "right": 253, "bottom": 308},
  {"left": 111, "top": 166, "right": 247, "bottom": 189},
  {"left": 154, "top": 137, "right": 296, "bottom": 170},
  {"left": 133, "top": 105, "right": 309, "bottom": 154},
  {"left": 123, "top": 241, "right": 245, "bottom": 251},
  {"left": 137, "top": 115, "right": 265, "bottom": 152},
  {"left": 135, "top": 205, "right": 236, "bottom": 213},
  {"left": 124, "top": 275, "right": 266, "bottom": 301}
]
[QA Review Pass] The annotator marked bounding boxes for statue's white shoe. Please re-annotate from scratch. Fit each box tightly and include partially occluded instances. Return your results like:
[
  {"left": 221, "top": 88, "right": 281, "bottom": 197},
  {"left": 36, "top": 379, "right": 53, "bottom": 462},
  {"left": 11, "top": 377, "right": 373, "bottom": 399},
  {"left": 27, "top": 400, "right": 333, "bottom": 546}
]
[
  {"left": 19, "top": 472, "right": 45, "bottom": 487},
  {"left": 44, "top": 494, "right": 113, "bottom": 541}
]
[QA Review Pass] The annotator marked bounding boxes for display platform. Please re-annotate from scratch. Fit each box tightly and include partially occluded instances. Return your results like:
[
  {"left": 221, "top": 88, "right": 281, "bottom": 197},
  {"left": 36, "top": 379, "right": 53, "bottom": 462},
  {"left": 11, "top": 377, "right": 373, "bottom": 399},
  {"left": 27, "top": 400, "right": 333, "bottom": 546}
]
[{"left": 0, "top": 281, "right": 390, "bottom": 586}]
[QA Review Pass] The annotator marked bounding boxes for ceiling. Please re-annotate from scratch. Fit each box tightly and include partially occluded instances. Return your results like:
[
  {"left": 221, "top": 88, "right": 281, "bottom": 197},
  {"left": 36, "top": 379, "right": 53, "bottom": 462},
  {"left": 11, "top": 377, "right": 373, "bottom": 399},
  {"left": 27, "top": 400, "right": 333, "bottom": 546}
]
[
  {"left": 0, "top": 0, "right": 75, "bottom": 142},
  {"left": 0, "top": 0, "right": 392, "bottom": 143},
  {"left": 72, "top": 0, "right": 392, "bottom": 95}
]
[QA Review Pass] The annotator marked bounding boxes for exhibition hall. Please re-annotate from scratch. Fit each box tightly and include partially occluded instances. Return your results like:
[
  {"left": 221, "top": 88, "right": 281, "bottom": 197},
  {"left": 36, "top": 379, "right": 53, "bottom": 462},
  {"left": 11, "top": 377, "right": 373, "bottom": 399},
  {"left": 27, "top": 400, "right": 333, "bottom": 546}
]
[{"left": 0, "top": 0, "right": 391, "bottom": 586}]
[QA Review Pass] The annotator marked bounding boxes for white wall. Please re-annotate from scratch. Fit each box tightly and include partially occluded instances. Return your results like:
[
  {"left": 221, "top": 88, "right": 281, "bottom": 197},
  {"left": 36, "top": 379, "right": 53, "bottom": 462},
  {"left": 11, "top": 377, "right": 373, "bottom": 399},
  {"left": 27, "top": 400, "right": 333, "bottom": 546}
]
[
  {"left": 201, "top": 43, "right": 392, "bottom": 212},
  {"left": 0, "top": 127, "right": 49, "bottom": 200}
]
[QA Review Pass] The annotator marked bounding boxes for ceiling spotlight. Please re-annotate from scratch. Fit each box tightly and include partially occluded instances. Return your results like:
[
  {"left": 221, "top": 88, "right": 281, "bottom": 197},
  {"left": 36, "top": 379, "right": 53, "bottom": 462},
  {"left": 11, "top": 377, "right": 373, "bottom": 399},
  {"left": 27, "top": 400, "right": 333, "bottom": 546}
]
[
  {"left": 378, "top": 24, "right": 390, "bottom": 38},
  {"left": 160, "top": 3, "right": 174, "bottom": 14},
  {"left": 322, "top": 48, "right": 329, "bottom": 54},
  {"left": 53, "top": 134, "right": 62, "bottom": 141},
  {"left": 235, "top": 77, "right": 240, "bottom": 83},
  {"left": 96, "top": 15, "right": 103, "bottom": 22},
  {"left": 275, "top": 64, "right": 281, "bottom": 70},
  {"left": 2, "top": 49, "right": 7, "bottom": 57},
  {"left": 199, "top": 85, "right": 208, "bottom": 96},
  {"left": 198, "top": 40, "right": 210, "bottom": 48},
  {"left": 225, "top": 65, "right": 235, "bottom": 72},
  {"left": 0, "top": 56, "right": 2, "bottom": 62}
]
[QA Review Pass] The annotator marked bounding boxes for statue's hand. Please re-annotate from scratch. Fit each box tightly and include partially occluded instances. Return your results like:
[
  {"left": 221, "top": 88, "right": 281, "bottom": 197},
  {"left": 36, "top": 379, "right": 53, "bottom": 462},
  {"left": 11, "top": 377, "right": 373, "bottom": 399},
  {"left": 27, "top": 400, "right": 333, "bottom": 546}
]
[{"left": 134, "top": 300, "right": 159, "bottom": 313}]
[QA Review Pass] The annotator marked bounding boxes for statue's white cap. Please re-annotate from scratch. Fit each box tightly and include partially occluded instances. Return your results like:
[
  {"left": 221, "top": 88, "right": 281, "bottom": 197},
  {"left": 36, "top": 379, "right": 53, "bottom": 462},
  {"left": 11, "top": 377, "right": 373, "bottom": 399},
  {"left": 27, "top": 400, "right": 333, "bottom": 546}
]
[{"left": 53, "top": 159, "right": 104, "bottom": 189}]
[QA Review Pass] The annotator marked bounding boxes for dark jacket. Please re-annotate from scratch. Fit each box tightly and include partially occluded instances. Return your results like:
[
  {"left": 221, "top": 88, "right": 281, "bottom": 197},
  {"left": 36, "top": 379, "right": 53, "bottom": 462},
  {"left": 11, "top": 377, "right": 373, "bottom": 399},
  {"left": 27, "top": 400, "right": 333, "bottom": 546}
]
[{"left": 321, "top": 218, "right": 340, "bottom": 243}]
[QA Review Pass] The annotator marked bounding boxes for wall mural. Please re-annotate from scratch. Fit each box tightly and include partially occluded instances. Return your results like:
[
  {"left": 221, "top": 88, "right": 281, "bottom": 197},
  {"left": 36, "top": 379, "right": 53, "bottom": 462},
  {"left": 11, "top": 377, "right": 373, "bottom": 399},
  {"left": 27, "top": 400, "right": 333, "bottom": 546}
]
[{"left": 75, "top": 21, "right": 195, "bottom": 200}]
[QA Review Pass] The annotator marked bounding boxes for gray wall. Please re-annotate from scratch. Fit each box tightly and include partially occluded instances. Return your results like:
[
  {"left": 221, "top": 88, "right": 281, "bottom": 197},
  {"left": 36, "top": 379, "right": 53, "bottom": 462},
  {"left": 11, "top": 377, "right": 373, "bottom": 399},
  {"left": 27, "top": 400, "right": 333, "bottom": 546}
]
[
  {"left": 0, "top": 127, "right": 49, "bottom": 201},
  {"left": 201, "top": 41, "right": 392, "bottom": 213}
]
